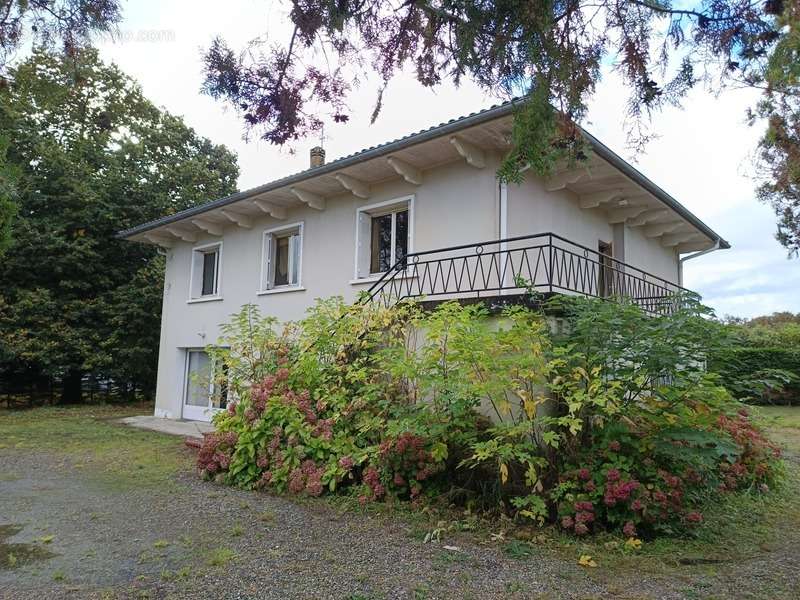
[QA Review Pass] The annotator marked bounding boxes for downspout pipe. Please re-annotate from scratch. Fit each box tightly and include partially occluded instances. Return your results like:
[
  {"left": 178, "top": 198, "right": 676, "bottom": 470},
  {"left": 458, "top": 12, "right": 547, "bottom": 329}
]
[{"left": 678, "top": 238, "right": 722, "bottom": 287}]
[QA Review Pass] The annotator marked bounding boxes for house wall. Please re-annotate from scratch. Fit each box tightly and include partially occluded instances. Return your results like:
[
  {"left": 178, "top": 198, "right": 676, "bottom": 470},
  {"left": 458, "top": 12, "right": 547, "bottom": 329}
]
[
  {"left": 505, "top": 177, "right": 680, "bottom": 286},
  {"left": 624, "top": 224, "right": 680, "bottom": 283},
  {"left": 153, "top": 155, "right": 501, "bottom": 419},
  {"left": 506, "top": 176, "right": 615, "bottom": 252},
  {"left": 153, "top": 155, "right": 681, "bottom": 420}
]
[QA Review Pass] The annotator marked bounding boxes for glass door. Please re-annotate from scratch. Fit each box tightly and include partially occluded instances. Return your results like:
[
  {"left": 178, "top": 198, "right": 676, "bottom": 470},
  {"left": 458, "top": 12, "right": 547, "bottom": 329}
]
[
  {"left": 598, "top": 241, "right": 614, "bottom": 298},
  {"left": 183, "top": 349, "right": 226, "bottom": 421}
]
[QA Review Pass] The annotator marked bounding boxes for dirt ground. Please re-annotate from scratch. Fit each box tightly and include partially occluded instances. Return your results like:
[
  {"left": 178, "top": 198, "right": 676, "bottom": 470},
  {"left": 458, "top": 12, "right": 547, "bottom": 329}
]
[{"left": 1, "top": 404, "right": 799, "bottom": 600}]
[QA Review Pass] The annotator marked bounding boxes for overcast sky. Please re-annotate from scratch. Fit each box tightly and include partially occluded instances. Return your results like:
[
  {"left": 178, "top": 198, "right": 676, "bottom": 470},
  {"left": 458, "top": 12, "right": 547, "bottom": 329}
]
[{"left": 94, "top": 0, "right": 799, "bottom": 319}]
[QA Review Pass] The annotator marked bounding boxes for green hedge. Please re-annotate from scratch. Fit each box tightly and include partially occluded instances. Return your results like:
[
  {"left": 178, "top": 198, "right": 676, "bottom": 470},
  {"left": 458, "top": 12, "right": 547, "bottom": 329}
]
[{"left": 710, "top": 347, "right": 800, "bottom": 405}]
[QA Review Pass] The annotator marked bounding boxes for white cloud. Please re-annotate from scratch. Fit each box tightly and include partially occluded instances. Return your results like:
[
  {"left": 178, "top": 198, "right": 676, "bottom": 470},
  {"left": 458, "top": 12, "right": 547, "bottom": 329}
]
[{"left": 94, "top": 0, "right": 799, "bottom": 319}]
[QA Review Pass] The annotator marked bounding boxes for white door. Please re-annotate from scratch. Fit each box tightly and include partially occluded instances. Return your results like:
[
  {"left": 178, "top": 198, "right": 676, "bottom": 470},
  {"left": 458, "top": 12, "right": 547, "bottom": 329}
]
[{"left": 182, "top": 349, "right": 226, "bottom": 422}]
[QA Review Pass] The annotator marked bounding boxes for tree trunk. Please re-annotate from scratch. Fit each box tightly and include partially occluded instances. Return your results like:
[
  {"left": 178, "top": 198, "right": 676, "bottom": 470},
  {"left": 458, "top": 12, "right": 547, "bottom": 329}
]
[{"left": 60, "top": 369, "right": 83, "bottom": 404}]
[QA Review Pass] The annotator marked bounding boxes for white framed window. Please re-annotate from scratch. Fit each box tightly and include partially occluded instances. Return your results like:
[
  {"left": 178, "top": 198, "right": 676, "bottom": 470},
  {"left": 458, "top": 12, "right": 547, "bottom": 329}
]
[
  {"left": 260, "top": 222, "right": 303, "bottom": 292},
  {"left": 189, "top": 242, "right": 222, "bottom": 300},
  {"left": 354, "top": 196, "right": 413, "bottom": 280}
]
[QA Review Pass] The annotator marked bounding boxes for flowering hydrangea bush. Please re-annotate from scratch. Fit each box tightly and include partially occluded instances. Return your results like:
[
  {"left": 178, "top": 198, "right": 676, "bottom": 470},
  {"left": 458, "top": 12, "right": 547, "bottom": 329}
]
[
  {"left": 551, "top": 387, "right": 782, "bottom": 537},
  {"left": 193, "top": 297, "right": 783, "bottom": 539},
  {"left": 373, "top": 432, "right": 445, "bottom": 500},
  {"left": 197, "top": 301, "right": 459, "bottom": 504}
]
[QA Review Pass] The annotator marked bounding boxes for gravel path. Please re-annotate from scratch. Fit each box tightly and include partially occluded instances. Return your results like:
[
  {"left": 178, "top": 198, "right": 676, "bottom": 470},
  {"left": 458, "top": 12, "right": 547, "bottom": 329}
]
[{"left": 1, "top": 420, "right": 799, "bottom": 599}]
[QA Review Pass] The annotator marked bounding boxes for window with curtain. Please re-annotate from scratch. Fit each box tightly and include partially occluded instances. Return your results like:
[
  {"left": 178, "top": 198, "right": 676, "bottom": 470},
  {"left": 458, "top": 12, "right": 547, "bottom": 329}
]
[
  {"left": 262, "top": 224, "right": 303, "bottom": 290},
  {"left": 356, "top": 199, "right": 411, "bottom": 278}
]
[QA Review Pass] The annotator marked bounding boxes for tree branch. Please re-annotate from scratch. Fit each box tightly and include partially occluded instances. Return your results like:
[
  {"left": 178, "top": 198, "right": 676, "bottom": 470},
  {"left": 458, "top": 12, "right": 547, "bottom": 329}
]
[{"left": 628, "top": 0, "right": 756, "bottom": 23}]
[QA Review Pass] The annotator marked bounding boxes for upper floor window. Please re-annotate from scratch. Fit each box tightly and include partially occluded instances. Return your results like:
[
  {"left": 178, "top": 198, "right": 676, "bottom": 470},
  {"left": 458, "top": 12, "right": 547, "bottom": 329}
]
[
  {"left": 190, "top": 242, "right": 222, "bottom": 300},
  {"left": 261, "top": 223, "right": 303, "bottom": 291},
  {"left": 355, "top": 197, "right": 413, "bottom": 279}
]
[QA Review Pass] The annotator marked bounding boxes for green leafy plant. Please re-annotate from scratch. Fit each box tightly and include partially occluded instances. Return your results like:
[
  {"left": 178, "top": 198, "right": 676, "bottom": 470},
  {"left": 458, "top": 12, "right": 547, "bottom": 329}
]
[{"left": 196, "top": 295, "right": 783, "bottom": 539}]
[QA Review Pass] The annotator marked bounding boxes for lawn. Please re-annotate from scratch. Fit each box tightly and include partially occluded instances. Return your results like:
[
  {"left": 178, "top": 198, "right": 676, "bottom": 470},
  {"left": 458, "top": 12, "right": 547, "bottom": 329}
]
[
  {"left": 755, "top": 405, "right": 800, "bottom": 455},
  {"left": 0, "top": 403, "right": 799, "bottom": 599}
]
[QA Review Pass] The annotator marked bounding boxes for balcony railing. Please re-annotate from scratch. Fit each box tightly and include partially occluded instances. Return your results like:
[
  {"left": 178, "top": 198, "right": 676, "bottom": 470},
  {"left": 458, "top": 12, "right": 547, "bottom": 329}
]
[{"left": 365, "top": 232, "right": 690, "bottom": 315}]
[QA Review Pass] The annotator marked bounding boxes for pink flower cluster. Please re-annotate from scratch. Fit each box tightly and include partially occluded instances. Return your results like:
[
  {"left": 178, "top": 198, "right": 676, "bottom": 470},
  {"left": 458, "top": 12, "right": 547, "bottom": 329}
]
[
  {"left": 196, "top": 431, "right": 238, "bottom": 476},
  {"left": 658, "top": 469, "right": 681, "bottom": 489},
  {"left": 250, "top": 374, "right": 279, "bottom": 416},
  {"left": 313, "top": 418, "right": 334, "bottom": 440},
  {"left": 719, "top": 413, "right": 781, "bottom": 461},
  {"left": 376, "top": 432, "right": 440, "bottom": 496},
  {"left": 623, "top": 521, "right": 636, "bottom": 537},
  {"left": 362, "top": 466, "right": 385, "bottom": 501},
  {"left": 258, "top": 470, "right": 272, "bottom": 486},
  {"left": 285, "top": 459, "right": 326, "bottom": 496},
  {"left": 686, "top": 511, "right": 703, "bottom": 523},
  {"left": 562, "top": 501, "right": 596, "bottom": 536},
  {"left": 281, "top": 389, "right": 316, "bottom": 424},
  {"left": 603, "top": 475, "right": 640, "bottom": 507},
  {"left": 252, "top": 426, "right": 288, "bottom": 485}
]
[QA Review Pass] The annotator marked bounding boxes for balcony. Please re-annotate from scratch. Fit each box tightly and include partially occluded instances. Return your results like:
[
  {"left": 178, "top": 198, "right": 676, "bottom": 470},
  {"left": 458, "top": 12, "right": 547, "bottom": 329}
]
[{"left": 365, "top": 232, "right": 689, "bottom": 316}]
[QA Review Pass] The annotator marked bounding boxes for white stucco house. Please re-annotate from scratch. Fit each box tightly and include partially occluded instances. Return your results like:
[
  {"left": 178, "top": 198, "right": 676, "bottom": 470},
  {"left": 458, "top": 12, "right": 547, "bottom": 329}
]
[{"left": 119, "top": 99, "right": 729, "bottom": 422}]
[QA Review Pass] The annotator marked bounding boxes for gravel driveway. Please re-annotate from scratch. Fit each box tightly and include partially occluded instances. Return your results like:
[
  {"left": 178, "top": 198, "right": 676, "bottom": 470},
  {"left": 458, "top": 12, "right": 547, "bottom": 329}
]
[{"left": 1, "top": 406, "right": 799, "bottom": 599}]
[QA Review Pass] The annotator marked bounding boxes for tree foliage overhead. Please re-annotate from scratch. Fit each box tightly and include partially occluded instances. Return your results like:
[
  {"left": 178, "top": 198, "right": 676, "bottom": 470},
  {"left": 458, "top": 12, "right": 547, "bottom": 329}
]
[
  {"left": 752, "top": 1, "right": 800, "bottom": 255},
  {"left": 0, "top": 0, "right": 121, "bottom": 75},
  {"left": 0, "top": 48, "right": 239, "bottom": 401},
  {"left": 202, "top": 0, "right": 796, "bottom": 244}
]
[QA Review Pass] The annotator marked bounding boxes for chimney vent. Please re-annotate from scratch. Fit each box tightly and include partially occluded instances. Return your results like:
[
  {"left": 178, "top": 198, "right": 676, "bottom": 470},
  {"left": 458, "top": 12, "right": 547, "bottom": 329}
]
[{"left": 310, "top": 146, "right": 325, "bottom": 168}]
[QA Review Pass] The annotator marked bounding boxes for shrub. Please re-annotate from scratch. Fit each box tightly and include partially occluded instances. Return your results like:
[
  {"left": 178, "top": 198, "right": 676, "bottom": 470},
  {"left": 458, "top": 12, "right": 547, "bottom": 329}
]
[
  {"left": 196, "top": 296, "right": 782, "bottom": 539},
  {"left": 710, "top": 314, "right": 800, "bottom": 404},
  {"left": 710, "top": 346, "right": 800, "bottom": 405}
]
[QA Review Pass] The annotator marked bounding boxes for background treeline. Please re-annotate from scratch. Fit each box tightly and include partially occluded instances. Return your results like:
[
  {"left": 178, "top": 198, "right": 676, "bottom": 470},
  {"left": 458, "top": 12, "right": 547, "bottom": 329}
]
[
  {"left": 0, "top": 49, "right": 239, "bottom": 405},
  {"left": 711, "top": 312, "right": 800, "bottom": 405}
]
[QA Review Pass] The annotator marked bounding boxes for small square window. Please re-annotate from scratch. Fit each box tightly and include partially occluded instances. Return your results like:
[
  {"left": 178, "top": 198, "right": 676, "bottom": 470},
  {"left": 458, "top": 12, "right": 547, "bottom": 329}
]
[
  {"left": 190, "top": 243, "right": 221, "bottom": 299},
  {"left": 356, "top": 198, "right": 412, "bottom": 279},
  {"left": 262, "top": 223, "right": 303, "bottom": 291}
]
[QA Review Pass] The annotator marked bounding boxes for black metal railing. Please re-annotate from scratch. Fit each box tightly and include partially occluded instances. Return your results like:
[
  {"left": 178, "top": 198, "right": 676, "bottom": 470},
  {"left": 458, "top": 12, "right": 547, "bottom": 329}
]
[{"left": 364, "top": 232, "right": 688, "bottom": 315}]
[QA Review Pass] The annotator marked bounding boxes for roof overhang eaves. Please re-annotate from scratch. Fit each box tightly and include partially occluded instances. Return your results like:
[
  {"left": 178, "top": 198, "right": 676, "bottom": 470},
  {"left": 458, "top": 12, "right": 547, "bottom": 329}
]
[
  {"left": 118, "top": 98, "right": 729, "bottom": 251},
  {"left": 116, "top": 99, "right": 524, "bottom": 240},
  {"left": 582, "top": 131, "right": 730, "bottom": 249}
]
